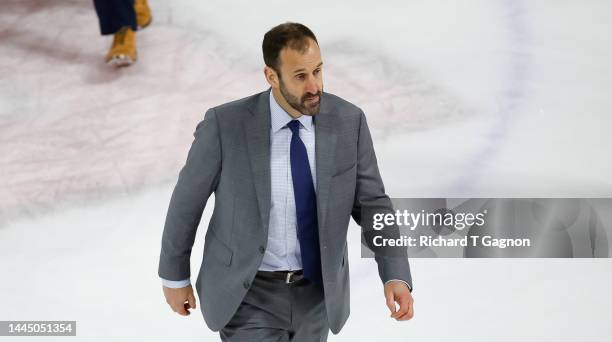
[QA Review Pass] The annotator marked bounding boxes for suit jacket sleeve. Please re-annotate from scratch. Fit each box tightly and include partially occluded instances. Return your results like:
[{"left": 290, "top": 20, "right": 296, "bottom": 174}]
[
  {"left": 158, "top": 108, "right": 222, "bottom": 281},
  {"left": 350, "top": 110, "right": 413, "bottom": 290}
]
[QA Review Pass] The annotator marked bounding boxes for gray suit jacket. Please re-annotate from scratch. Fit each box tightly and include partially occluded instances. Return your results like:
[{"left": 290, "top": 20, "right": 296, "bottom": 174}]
[{"left": 158, "top": 89, "right": 412, "bottom": 334}]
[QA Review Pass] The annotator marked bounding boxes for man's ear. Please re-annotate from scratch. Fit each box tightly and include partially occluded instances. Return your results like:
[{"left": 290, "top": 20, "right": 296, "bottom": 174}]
[{"left": 264, "top": 66, "right": 279, "bottom": 88}]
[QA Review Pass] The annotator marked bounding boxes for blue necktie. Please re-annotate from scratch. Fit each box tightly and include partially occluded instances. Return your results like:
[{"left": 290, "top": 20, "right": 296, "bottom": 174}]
[{"left": 287, "top": 120, "right": 322, "bottom": 284}]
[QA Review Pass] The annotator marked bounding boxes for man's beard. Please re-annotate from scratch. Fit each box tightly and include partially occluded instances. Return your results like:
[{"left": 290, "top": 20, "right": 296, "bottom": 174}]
[{"left": 279, "top": 78, "right": 322, "bottom": 116}]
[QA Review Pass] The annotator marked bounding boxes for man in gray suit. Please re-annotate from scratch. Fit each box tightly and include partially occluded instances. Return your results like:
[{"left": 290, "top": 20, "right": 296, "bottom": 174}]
[{"left": 159, "top": 22, "right": 414, "bottom": 341}]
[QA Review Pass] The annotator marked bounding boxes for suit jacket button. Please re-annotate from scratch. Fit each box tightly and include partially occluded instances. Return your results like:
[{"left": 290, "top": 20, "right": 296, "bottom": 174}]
[
  {"left": 243, "top": 281, "right": 250, "bottom": 289},
  {"left": 259, "top": 246, "right": 265, "bottom": 254}
]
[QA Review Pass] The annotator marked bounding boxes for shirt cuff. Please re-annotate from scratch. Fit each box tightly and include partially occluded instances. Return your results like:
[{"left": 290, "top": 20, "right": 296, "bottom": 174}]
[
  {"left": 161, "top": 278, "right": 191, "bottom": 288},
  {"left": 385, "top": 279, "right": 412, "bottom": 292}
]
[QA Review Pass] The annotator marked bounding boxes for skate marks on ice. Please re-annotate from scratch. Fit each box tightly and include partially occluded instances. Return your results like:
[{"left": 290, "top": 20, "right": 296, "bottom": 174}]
[{"left": 324, "top": 40, "right": 475, "bottom": 138}]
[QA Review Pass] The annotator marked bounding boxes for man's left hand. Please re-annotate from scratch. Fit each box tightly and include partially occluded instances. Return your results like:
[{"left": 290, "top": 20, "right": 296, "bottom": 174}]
[{"left": 384, "top": 281, "right": 414, "bottom": 321}]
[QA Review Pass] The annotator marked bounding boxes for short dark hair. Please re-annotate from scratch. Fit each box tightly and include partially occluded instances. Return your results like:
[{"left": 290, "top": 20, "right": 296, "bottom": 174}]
[{"left": 262, "top": 22, "right": 318, "bottom": 76}]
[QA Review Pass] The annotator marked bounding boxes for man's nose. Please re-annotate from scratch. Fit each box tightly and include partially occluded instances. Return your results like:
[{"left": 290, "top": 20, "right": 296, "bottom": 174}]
[{"left": 304, "top": 76, "right": 319, "bottom": 95}]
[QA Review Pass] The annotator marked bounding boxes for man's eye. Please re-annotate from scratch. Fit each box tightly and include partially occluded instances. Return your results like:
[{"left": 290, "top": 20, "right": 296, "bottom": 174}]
[
  {"left": 296, "top": 74, "right": 305, "bottom": 80},
  {"left": 313, "top": 69, "right": 321, "bottom": 75}
]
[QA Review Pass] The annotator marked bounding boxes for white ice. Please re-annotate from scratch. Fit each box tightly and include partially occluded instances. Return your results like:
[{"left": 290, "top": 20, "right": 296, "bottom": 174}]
[{"left": 1, "top": 0, "right": 611, "bottom": 340}]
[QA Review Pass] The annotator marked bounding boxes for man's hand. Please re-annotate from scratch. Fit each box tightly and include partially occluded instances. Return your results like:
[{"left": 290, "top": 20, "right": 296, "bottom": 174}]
[
  {"left": 163, "top": 284, "right": 197, "bottom": 316},
  {"left": 384, "top": 281, "right": 414, "bottom": 321}
]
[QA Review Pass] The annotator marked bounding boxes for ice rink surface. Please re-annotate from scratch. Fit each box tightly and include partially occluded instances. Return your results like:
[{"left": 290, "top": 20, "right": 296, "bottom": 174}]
[{"left": 1, "top": 0, "right": 611, "bottom": 340}]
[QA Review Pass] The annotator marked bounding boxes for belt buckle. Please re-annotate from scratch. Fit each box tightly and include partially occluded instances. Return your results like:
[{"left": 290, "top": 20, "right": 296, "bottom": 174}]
[{"left": 285, "top": 271, "right": 295, "bottom": 284}]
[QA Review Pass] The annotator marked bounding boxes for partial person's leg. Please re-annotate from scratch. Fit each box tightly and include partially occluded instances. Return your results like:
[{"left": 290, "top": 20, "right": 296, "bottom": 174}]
[
  {"left": 289, "top": 279, "right": 329, "bottom": 342},
  {"left": 220, "top": 273, "right": 292, "bottom": 342},
  {"left": 92, "top": 0, "right": 136, "bottom": 35},
  {"left": 92, "top": 0, "right": 139, "bottom": 66}
]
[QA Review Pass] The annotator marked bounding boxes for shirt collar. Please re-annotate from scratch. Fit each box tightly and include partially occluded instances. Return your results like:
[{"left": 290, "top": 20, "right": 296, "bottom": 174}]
[{"left": 269, "top": 91, "right": 313, "bottom": 133}]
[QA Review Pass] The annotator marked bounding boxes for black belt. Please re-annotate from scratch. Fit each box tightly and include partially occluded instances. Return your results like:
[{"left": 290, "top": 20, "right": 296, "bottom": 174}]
[{"left": 257, "top": 270, "right": 304, "bottom": 284}]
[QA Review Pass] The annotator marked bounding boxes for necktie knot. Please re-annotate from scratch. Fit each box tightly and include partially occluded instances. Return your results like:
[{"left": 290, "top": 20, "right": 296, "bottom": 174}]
[{"left": 287, "top": 120, "right": 301, "bottom": 135}]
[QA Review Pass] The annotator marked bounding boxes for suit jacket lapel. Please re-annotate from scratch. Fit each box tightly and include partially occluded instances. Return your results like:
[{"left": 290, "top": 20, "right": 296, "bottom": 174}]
[
  {"left": 315, "top": 95, "right": 337, "bottom": 231},
  {"left": 245, "top": 90, "right": 272, "bottom": 235}
]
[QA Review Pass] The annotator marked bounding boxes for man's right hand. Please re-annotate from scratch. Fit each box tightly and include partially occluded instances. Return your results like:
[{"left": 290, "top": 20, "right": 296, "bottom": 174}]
[{"left": 163, "top": 285, "right": 197, "bottom": 316}]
